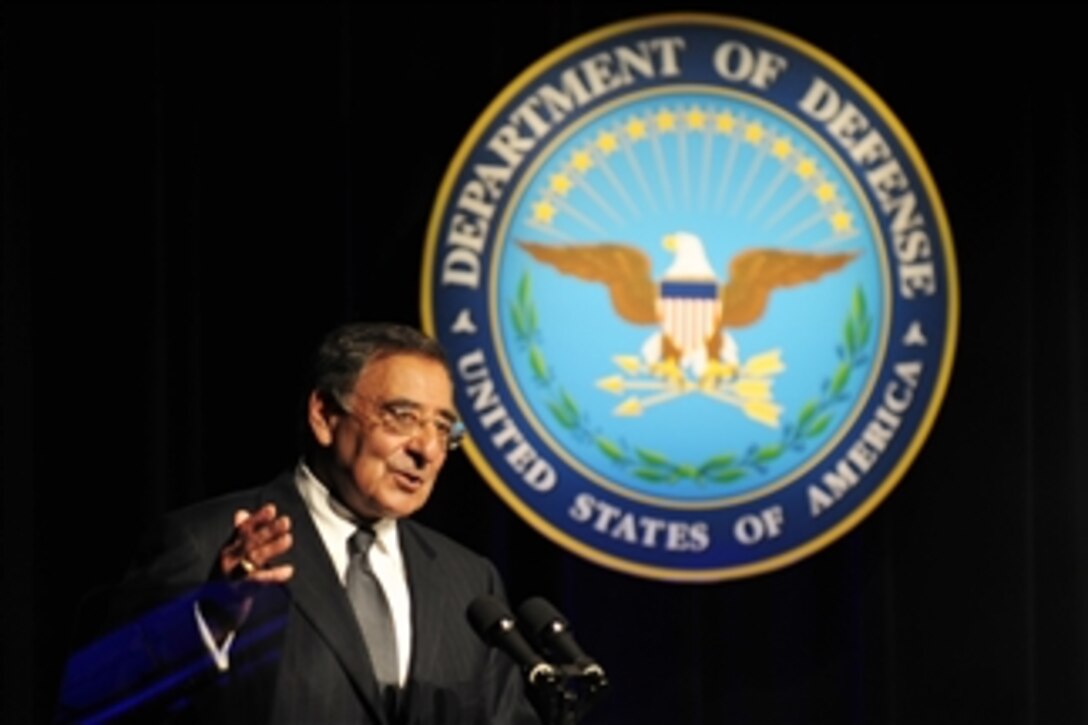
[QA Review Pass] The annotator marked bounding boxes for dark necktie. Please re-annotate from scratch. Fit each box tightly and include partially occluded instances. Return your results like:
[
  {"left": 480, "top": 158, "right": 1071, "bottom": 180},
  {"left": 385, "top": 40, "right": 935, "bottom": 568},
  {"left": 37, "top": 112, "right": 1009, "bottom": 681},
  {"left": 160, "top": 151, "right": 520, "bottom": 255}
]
[{"left": 346, "top": 527, "right": 400, "bottom": 688}]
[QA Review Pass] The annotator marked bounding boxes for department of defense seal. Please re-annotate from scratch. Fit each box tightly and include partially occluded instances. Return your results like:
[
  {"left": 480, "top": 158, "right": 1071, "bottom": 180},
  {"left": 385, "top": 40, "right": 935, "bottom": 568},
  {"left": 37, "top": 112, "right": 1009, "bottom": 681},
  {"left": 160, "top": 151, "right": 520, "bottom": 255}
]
[{"left": 421, "top": 13, "right": 958, "bottom": 581}]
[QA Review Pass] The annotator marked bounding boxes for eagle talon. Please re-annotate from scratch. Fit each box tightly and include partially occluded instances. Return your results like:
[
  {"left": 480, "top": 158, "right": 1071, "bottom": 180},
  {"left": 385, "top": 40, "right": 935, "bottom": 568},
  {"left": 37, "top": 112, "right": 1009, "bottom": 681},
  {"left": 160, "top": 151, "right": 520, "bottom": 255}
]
[
  {"left": 649, "top": 358, "right": 686, "bottom": 387},
  {"left": 699, "top": 359, "right": 739, "bottom": 389}
]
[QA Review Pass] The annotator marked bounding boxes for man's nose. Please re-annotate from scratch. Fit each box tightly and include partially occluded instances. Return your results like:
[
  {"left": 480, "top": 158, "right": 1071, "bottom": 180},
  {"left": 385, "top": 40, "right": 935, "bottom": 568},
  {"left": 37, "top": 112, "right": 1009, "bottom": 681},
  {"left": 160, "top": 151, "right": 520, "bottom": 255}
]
[{"left": 405, "top": 422, "right": 445, "bottom": 461}]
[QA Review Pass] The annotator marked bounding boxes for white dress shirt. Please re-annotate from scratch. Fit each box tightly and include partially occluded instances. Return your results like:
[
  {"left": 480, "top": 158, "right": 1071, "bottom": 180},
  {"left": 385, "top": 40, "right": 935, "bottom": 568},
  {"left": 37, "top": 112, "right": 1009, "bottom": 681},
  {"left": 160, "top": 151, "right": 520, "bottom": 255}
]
[{"left": 294, "top": 461, "right": 412, "bottom": 687}]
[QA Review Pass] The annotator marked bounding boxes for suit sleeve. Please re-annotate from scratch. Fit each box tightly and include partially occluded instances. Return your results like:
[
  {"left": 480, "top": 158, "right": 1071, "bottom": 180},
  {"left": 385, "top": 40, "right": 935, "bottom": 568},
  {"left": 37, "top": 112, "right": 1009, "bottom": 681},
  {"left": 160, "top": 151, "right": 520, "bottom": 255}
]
[
  {"left": 56, "top": 501, "right": 287, "bottom": 723},
  {"left": 56, "top": 512, "right": 220, "bottom": 722}
]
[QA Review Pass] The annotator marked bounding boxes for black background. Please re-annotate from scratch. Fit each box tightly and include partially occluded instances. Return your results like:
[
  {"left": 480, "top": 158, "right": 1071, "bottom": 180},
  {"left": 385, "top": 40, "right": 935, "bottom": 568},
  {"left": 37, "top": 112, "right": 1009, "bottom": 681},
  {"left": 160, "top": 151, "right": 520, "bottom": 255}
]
[{"left": 4, "top": 4, "right": 1086, "bottom": 723}]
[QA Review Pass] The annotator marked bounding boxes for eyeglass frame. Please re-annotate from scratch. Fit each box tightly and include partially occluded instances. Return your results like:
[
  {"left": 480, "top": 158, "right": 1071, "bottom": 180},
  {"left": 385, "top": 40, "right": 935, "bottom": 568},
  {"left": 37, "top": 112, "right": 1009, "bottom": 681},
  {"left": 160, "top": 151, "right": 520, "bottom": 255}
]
[{"left": 332, "top": 392, "right": 465, "bottom": 452}]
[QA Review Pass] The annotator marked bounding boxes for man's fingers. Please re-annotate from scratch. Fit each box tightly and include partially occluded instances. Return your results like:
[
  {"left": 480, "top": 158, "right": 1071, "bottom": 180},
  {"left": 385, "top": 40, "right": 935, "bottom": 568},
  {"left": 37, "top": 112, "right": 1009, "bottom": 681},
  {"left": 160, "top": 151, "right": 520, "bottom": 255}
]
[
  {"left": 235, "top": 504, "right": 277, "bottom": 534},
  {"left": 247, "top": 563, "right": 295, "bottom": 584},
  {"left": 232, "top": 508, "right": 290, "bottom": 546},
  {"left": 225, "top": 520, "right": 293, "bottom": 577},
  {"left": 245, "top": 515, "right": 292, "bottom": 554},
  {"left": 242, "top": 531, "right": 293, "bottom": 569},
  {"left": 221, "top": 504, "right": 294, "bottom": 581}
]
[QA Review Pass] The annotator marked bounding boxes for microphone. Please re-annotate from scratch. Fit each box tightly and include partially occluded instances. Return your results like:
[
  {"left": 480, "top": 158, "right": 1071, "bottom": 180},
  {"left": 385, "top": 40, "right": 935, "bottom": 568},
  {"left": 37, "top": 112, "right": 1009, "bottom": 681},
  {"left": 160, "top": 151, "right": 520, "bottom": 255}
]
[
  {"left": 517, "top": 597, "right": 606, "bottom": 682},
  {"left": 467, "top": 595, "right": 556, "bottom": 686}
]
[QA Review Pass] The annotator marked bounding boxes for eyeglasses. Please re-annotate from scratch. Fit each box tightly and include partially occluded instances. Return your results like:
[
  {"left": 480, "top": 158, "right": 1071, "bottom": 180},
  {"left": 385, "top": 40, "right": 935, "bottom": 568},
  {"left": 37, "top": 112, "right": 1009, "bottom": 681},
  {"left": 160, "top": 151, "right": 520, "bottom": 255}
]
[{"left": 341, "top": 395, "right": 465, "bottom": 452}]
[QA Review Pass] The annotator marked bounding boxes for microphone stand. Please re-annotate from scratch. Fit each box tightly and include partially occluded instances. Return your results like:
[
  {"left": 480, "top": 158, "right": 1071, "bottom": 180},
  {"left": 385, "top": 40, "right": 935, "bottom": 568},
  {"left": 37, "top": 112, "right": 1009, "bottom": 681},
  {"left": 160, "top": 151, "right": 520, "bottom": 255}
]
[{"left": 531, "top": 664, "right": 609, "bottom": 725}]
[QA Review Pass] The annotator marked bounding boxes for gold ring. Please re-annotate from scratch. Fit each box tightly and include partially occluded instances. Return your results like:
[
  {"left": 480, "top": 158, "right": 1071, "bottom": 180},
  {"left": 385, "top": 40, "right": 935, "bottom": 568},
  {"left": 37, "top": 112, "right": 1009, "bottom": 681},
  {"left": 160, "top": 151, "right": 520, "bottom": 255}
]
[{"left": 239, "top": 557, "right": 259, "bottom": 575}]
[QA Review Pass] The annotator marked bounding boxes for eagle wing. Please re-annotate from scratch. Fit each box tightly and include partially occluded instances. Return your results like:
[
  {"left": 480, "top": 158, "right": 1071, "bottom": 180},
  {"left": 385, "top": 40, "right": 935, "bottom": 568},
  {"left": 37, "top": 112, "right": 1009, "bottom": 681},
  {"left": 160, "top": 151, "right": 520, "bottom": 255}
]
[
  {"left": 519, "top": 242, "right": 659, "bottom": 324},
  {"left": 719, "top": 249, "right": 858, "bottom": 327}
]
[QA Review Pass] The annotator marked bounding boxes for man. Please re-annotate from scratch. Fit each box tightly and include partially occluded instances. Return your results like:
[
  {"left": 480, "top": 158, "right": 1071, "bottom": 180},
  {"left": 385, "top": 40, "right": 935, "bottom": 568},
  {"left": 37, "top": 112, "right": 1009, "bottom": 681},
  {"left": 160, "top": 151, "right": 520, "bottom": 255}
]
[{"left": 59, "top": 322, "right": 540, "bottom": 724}]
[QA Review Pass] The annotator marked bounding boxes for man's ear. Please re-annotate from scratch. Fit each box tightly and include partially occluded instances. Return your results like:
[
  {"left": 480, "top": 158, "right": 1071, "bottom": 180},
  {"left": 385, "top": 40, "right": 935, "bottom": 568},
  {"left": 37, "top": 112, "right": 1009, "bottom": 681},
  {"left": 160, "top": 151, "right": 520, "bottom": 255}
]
[{"left": 307, "top": 390, "right": 337, "bottom": 447}]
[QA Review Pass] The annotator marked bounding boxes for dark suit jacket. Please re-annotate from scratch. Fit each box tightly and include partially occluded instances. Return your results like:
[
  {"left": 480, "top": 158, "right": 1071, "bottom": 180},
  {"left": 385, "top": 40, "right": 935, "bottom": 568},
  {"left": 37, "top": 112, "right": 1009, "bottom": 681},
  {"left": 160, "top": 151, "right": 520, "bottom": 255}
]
[{"left": 60, "top": 473, "right": 539, "bottom": 724}]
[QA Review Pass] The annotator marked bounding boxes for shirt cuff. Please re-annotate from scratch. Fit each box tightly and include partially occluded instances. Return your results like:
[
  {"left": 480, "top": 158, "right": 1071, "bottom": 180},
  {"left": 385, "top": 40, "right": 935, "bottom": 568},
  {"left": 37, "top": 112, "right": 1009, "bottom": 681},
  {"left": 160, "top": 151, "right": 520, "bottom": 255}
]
[{"left": 193, "top": 600, "right": 236, "bottom": 672}]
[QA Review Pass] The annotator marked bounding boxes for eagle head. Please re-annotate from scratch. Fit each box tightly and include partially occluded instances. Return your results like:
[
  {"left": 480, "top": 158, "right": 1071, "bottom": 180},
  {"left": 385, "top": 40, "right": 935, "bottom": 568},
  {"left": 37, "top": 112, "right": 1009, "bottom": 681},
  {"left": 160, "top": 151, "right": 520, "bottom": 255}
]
[{"left": 662, "top": 231, "right": 716, "bottom": 280}]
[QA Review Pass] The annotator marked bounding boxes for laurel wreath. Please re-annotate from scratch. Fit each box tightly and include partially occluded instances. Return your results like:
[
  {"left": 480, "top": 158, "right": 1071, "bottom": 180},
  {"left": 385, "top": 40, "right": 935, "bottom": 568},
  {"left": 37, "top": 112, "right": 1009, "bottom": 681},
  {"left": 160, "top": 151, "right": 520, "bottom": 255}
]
[{"left": 509, "top": 270, "right": 872, "bottom": 486}]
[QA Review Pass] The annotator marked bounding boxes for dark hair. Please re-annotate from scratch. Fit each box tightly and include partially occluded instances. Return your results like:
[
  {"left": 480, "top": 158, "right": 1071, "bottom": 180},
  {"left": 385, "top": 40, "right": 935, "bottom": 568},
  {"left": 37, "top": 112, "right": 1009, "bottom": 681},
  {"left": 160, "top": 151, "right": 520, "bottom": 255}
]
[{"left": 307, "top": 322, "right": 451, "bottom": 411}]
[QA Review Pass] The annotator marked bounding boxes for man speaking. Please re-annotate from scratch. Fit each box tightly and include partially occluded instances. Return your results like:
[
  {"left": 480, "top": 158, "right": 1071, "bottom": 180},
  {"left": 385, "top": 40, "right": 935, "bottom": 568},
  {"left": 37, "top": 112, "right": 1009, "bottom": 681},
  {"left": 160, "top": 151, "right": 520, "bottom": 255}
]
[{"left": 59, "top": 322, "right": 540, "bottom": 724}]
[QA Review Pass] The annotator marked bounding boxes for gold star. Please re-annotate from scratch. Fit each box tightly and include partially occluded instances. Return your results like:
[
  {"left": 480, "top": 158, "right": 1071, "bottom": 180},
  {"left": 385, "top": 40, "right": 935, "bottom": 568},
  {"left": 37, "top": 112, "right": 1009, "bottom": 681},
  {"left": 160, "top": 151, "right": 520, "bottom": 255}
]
[
  {"left": 596, "top": 132, "right": 618, "bottom": 154},
  {"left": 533, "top": 200, "right": 556, "bottom": 223},
  {"left": 685, "top": 108, "right": 706, "bottom": 129},
  {"left": 830, "top": 210, "right": 853, "bottom": 232},
  {"left": 815, "top": 182, "right": 836, "bottom": 203},
  {"left": 771, "top": 138, "right": 791, "bottom": 159},
  {"left": 744, "top": 123, "right": 764, "bottom": 144},
  {"left": 626, "top": 118, "right": 647, "bottom": 140},
  {"left": 715, "top": 113, "right": 735, "bottom": 133},
  {"left": 795, "top": 158, "right": 817, "bottom": 179},
  {"left": 571, "top": 150, "right": 593, "bottom": 173},
  {"left": 656, "top": 110, "right": 676, "bottom": 132},
  {"left": 549, "top": 174, "right": 572, "bottom": 195}
]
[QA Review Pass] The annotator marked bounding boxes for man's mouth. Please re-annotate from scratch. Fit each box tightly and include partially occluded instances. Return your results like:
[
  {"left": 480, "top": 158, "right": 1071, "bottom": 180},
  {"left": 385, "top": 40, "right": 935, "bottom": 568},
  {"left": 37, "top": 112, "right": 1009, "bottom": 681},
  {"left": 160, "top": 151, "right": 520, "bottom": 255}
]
[{"left": 391, "top": 469, "right": 424, "bottom": 489}]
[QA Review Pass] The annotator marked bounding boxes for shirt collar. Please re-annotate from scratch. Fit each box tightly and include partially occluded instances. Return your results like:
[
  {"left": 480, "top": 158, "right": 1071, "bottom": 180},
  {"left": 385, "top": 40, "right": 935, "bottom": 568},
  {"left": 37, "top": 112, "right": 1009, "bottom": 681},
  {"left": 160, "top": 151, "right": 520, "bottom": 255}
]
[{"left": 293, "top": 460, "right": 401, "bottom": 561}]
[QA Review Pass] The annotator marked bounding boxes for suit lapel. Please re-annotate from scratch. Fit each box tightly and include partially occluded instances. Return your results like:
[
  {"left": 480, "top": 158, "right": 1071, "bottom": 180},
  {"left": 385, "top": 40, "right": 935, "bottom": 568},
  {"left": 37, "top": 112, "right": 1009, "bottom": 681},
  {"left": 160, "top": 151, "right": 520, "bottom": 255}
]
[
  {"left": 400, "top": 521, "right": 449, "bottom": 683},
  {"left": 264, "top": 476, "right": 389, "bottom": 724}
]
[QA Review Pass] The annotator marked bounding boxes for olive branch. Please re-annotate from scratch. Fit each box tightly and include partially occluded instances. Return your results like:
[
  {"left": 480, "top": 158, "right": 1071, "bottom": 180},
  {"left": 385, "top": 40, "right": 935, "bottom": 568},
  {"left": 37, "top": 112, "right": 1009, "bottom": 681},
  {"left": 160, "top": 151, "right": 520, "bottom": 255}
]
[{"left": 510, "top": 270, "right": 872, "bottom": 486}]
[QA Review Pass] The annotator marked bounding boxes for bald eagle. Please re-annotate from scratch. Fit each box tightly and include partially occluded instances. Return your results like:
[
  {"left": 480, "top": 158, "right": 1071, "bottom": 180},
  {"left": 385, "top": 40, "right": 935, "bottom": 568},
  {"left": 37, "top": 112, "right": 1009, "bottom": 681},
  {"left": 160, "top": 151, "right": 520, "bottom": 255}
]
[{"left": 519, "top": 231, "right": 857, "bottom": 379}]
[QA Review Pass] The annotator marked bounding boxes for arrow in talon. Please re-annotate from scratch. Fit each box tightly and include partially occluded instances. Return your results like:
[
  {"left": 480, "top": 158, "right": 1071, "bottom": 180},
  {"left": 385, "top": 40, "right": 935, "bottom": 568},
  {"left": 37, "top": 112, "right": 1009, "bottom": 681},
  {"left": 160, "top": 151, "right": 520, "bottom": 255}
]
[
  {"left": 731, "top": 378, "right": 774, "bottom": 400},
  {"left": 597, "top": 376, "right": 626, "bottom": 394},
  {"left": 598, "top": 376, "right": 677, "bottom": 394},
  {"left": 614, "top": 389, "right": 690, "bottom": 416},
  {"left": 741, "top": 399, "right": 783, "bottom": 427},
  {"left": 701, "top": 389, "right": 746, "bottom": 408},
  {"left": 612, "top": 355, "right": 643, "bottom": 374},
  {"left": 741, "top": 349, "right": 785, "bottom": 377}
]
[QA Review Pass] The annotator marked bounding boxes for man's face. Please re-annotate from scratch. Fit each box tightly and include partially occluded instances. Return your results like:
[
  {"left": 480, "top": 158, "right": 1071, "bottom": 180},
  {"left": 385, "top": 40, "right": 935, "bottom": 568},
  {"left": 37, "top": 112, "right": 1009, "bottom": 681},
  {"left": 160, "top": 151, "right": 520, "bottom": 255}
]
[{"left": 309, "top": 352, "right": 456, "bottom": 521}]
